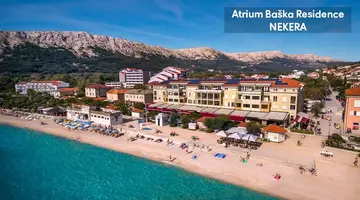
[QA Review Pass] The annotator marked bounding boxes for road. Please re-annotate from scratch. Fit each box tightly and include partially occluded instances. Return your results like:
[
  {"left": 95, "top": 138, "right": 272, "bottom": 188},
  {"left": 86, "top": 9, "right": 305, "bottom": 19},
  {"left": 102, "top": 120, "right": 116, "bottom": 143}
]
[{"left": 318, "top": 91, "right": 344, "bottom": 137}]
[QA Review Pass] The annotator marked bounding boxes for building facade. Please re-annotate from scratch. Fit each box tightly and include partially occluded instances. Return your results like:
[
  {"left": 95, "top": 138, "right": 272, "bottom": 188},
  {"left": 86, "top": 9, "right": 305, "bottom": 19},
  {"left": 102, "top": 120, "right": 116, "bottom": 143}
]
[
  {"left": 15, "top": 80, "right": 70, "bottom": 95},
  {"left": 344, "top": 88, "right": 360, "bottom": 133},
  {"left": 66, "top": 104, "right": 123, "bottom": 126},
  {"left": 85, "top": 85, "right": 113, "bottom": 98},
  {"left": 53, "top": 88, "right": 79, "bottom": 98},
  {"left": 119, "top": 68, "right": 150, "bottom": 88},
  {"left": 125, "top": 89, "right": 153, "bottom": 104},
  {"left": 149, "top": 78, "right": 304, "bottom": 124},
  {"left": 106, "top": 89, "right": 128, "bottom": 102}
]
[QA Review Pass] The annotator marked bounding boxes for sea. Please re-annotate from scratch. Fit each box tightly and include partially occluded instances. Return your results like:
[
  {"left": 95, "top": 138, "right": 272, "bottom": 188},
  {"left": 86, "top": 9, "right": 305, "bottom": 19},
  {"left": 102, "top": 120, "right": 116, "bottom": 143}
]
[{"left": 0, "top": 124, "right": 278, "bottom": 200}]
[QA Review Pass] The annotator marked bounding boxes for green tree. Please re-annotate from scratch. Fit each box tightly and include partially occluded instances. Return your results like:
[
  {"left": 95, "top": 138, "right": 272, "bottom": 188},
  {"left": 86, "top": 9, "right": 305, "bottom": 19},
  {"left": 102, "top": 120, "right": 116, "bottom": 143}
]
[
  {"left": 246, "top": 121, "right": 262, "bottom": 134},
  {"left": 133, "top": 102, "right": 145, "bottom": 110},
  {"left": 115, "top": 101, "right": 131, "bottom": 116},
  {"left": 180, "top": 115, "right": 190, "bottom": 128},
  {"left": 311, "top": 102, "right": 325, "bottom": 118},
  {"left": 204, "top": 118, "right": 213, "bottom": 128},
  {"left": 169, "top": 113, "right": 179, "bottom": 127}
]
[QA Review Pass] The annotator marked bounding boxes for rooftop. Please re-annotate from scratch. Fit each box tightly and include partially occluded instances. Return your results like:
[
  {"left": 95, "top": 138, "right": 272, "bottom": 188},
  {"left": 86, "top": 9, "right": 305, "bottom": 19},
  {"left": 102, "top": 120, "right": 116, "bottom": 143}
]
[
  {"left": 149, "top": 78, "right": 304, "bottom": 88},
  {"left": 107, "top": 89, "right": 129, "bottom": 94},
  {"left": 86, "top": 84, "right": 111, "bottom": 89},
  {"left": 59, "top": 87, "right": 79, "bottom": 92},
  {"left": 263, "top": 124, "right": 287, "bottom": 133},
  {"left": 346, "top": 87, "right": 360, "bottom": 96},
  {"left": 126, "top": 89, "right": 153, "bottom": 94}
]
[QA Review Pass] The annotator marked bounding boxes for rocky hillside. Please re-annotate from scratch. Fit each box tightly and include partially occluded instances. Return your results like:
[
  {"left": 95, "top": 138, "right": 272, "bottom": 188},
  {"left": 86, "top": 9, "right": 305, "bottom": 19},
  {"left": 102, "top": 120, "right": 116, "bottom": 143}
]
[{"left": 0, "top": 31, "right": 347, "bottom": 74}]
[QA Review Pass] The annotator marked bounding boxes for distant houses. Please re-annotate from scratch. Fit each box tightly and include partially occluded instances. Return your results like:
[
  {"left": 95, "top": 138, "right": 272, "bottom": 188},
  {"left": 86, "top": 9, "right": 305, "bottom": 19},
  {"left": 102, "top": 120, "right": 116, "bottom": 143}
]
[{"left": 85, "top": 84, "right": 113, "bottom": 98}]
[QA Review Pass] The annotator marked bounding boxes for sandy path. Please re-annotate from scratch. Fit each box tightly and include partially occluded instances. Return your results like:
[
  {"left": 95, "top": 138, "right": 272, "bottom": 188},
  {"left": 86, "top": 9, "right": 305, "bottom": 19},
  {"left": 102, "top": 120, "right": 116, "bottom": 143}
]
[{"left": 1, "top": 115, "right": 359, "bottom": 200}]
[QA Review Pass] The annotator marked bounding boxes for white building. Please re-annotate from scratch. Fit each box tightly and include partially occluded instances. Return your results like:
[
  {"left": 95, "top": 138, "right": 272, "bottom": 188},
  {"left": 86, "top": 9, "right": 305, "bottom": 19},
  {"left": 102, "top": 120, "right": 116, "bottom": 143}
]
[
  {"left": 66, "top": 104, "right": 123, "bottom": 126},
  {"left": 280, "top": 70, "right": 305, "bottom": 79},
  {"left": 119, "top": 68, "right": 150, "bottom": 88},
  {"left": 149, "top": 66, "right": 186, "bottom": 83},
  {"left": 263, "top": 125, "right": 287, "bottom": 143},
  {"left": 15, "top": 80, "right": 69, "bottom": 95}
]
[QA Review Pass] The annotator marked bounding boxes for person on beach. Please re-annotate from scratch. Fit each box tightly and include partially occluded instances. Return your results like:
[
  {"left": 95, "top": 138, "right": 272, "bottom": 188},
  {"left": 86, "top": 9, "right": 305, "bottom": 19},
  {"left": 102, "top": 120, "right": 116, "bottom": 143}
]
[
  {"left": 354, "top": 157, "right": 358, "bottom": 167},
  {"left": 257, "top": 163, "right": 263, "bottom": 167},
  {"left": 246, "top": 152, "right": 250, "bottom": 160},
  {"left": 169, "top": 155, "right": 172, "bottom": 161}
]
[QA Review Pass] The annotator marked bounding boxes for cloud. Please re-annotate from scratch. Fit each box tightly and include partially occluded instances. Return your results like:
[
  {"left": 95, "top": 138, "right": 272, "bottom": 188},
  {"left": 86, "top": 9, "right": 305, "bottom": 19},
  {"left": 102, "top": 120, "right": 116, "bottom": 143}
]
[{"left": 154, "top": 0, "right": 184, "bottom": 21}]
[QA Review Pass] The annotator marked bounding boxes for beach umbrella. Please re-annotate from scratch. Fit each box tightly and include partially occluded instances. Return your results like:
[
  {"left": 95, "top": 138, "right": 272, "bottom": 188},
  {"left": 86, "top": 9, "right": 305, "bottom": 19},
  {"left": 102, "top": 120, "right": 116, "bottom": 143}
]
[
  {"left": 228, "top": 132, "right": 244, "bottom": 139},
  {"left": 241, "top": 134, "right": 259, "bottom": 142},
  {"left": 226, "top": 127, "right": 247, "bottom": 135},
  {"left": 215, "top": 130, "right": 228, "bottom": 137}
]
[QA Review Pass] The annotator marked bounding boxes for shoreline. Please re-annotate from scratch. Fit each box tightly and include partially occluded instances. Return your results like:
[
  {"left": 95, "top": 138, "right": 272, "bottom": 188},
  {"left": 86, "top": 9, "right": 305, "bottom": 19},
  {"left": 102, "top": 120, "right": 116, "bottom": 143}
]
[{"left": 1, "top": 115, "right": 359, "bottom": 200}]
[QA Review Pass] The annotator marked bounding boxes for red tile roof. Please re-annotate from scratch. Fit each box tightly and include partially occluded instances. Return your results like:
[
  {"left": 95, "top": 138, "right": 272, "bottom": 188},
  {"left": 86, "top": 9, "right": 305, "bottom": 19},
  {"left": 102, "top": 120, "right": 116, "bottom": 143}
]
[
  {"left": 93, "top": 97, "right": 106, "bottom": 101},
  {"left": 59, "top": 87, "right": 79, "bottom": 92},
  {"left": 263, "top": 125, "right": 287, "bottom": 133},
  {"left": 237, "top": 121, "right": 248, "bottom": 127},
  {"left": 107, "top": 89, "right": 128, "bottom": 94},
  {"left": 346, "top": 87, "right": 360, "bottom": 96},
  {"left": 132, "top": 108, "right": 144, "bottom": 113},
  {"left": 196, "top": 117, "right": 212, "bottom": 123}
]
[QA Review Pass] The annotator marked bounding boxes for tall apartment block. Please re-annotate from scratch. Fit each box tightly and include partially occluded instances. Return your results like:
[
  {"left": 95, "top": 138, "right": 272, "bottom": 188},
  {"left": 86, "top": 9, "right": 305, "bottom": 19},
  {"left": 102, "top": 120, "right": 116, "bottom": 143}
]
[
  {"left": 149, "top": 78, "right": 305, "bottom": 126},
  {"left": 119, "top": 68, "right": 150, "bottom": 88}
]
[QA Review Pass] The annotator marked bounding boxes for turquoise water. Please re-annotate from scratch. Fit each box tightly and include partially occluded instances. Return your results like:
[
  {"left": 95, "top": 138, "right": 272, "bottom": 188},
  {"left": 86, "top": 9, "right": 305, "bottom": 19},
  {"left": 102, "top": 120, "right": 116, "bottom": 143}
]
[{"left": 0, "top": 124, "right": 278, "bottom": 200}]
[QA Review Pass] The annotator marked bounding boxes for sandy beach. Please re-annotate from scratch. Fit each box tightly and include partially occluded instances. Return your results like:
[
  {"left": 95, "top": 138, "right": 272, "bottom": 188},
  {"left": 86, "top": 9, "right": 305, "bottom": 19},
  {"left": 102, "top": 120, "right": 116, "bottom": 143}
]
[{"left": 1, "top": 115, "right": 359, "bottom": 200}]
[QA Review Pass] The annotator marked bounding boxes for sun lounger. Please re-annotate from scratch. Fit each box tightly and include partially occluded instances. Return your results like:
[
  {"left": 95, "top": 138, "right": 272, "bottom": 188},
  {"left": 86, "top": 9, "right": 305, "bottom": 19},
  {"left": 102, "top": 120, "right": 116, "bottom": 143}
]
[
  {"left": 214, "top": 153, "right": 220, "bottom": 157},
  {"left": 221, "top": 154, "right": 226, "bottom": 159}
]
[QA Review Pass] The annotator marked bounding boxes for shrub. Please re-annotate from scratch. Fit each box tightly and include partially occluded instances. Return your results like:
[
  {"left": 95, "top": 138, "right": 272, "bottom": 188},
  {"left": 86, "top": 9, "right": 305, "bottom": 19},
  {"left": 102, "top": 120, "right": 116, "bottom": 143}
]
[{"left": 290, "top": 128, "right": 314, "bottom": 135}]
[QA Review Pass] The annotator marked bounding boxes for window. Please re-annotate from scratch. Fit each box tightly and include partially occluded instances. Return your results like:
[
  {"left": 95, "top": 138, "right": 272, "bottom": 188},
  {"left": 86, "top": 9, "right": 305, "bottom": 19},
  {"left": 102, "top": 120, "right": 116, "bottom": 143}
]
[
  {"left": 243, "top": 104, "right": 250, "bottom": 108},
  {"left": 169, "top": 99, "right": 173, "bottom": 102},
  {"left": 353, "top": 123, "right": 360, "bottom": 130},
  {"left": 252, "top": 104, "right": 259, "bottom": 108},
  {"left": 290, "top": 105, "right": 296, "bottom": 110},
  {"left": 354, "top": 100, "right": 360, "bottom": 107},
  {"left": 261, "top": 105, "right": 268, "bottom": 109},
  {"left": 273, "top": 96, "right": 278, "bottom": 102},
  {"left": 174, "top": 99, "right": 179, "bottom": 102},
  {"left": 188, "top": 92, "right": 191, "bottom": 97},
  {"left": 252, "top": 96, "right": 260, "bottom": 100},
  {"left": 284, "top": 89, "right": 286, "bottom": 92},
  {"left": 273, "top": 88, "right": 278, "bottom": 91},
  {"left": 188, "top": 100, "right": 192, "bottom": 104},
  {"left": 236, "top": 103, "right": 242, "bottom": 108},
  {"left": 231, "top": 102, "right": 234, "bottom": 107},
  {"left": 245, "top": 96, "right": 251, "bottom": 99},
  {"left": 291, "top": 96, "right": 296, "bottom": 104}
]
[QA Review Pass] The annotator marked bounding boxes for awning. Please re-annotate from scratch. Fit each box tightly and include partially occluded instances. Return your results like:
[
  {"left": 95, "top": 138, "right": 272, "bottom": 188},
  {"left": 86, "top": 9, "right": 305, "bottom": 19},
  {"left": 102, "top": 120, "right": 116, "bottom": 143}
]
[
  {"left": 215, "top": 130, "right": 228, "bottom": 137},
  {"left": 241, "top": 134, "right": 259, "bottom": 142},
  {"left": 246, "top": 112, "right": 268, "bottom": 119},
  {"left": 261, "top": 111, "right": 289, "bottom": 121},
  {"left": 201, "top": 107, "right": 218, "bottom": 114},
  {"left": 226, "top": 127, "right": 247, "bottom": 135},
  {"left": 228, "top": 132, "right": 244, "bottom": 139},
  {"left": 214, "top": 108, "right": 235, "bottom": 115}
]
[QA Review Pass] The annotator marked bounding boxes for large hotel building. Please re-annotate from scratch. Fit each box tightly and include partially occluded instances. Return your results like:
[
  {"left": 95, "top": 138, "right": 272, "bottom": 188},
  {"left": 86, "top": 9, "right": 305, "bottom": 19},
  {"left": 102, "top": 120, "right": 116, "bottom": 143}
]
[{"left": 148, "top": 78, "right": 305, "bottom": 126}]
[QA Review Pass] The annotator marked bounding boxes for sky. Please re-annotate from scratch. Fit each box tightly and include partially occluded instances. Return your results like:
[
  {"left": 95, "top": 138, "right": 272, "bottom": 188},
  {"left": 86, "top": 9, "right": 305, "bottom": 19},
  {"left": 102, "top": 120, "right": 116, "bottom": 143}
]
[{"left": 0, "top": 0, "right": 359, "bottom": 61}]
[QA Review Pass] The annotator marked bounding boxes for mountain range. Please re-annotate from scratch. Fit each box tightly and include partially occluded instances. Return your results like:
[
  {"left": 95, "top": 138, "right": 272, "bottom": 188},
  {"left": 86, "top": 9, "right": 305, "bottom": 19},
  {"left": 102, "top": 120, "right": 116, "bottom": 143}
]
[{"left": 0, "top": 31, "right": 349, "bottom": 74}]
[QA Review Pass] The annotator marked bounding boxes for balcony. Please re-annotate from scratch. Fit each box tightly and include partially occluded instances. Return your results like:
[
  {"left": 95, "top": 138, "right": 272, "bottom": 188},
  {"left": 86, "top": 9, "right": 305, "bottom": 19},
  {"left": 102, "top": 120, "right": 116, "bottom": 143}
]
[{"left": 194, "top": 88, "right": 222, "bottom": 93}]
